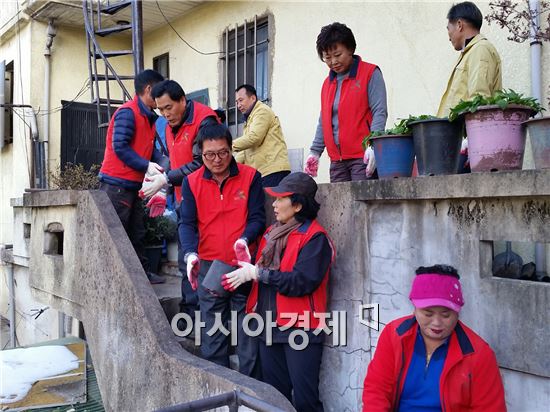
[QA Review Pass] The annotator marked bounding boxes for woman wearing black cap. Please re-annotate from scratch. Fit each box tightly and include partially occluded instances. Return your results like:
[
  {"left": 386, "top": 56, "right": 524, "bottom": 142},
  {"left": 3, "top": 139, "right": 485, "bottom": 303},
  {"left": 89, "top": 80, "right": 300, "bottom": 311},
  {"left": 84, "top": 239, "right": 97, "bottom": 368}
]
[{"left": 223, "top": 172, "right": 334, "bottom": 412}]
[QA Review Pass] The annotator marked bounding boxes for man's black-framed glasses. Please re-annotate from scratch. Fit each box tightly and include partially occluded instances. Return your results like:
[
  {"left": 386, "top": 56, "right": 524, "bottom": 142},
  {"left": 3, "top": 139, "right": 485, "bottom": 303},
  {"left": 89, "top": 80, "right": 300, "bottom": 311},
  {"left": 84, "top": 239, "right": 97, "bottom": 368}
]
[{"left": 203, "top": 149, "right": 231, "bottom": 161}]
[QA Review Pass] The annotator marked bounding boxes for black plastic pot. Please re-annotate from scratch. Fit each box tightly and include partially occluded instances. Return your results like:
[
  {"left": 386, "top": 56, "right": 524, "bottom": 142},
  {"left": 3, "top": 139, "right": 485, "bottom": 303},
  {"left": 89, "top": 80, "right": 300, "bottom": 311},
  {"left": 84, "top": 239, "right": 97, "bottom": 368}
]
[{"left": 409, "top": 118, "right": 464, "bottom": 176}]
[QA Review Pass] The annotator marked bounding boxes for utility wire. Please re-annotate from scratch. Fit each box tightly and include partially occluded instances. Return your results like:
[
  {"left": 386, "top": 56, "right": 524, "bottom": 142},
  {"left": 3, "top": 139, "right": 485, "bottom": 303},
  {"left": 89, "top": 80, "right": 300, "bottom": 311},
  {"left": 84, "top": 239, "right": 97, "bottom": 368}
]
[{"left": 155, "top": 0, "right": 223, "bottom": 56}]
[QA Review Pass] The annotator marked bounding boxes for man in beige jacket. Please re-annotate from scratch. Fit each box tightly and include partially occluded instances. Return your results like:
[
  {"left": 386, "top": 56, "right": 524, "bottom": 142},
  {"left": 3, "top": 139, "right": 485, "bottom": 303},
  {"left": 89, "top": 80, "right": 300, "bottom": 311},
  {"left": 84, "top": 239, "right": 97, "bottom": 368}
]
[
  {"left": 437, "top": 1, "right": 502, "bottom": 117},
  {"left": 233, "top": 84, "right": 291, "bottom": 187}
]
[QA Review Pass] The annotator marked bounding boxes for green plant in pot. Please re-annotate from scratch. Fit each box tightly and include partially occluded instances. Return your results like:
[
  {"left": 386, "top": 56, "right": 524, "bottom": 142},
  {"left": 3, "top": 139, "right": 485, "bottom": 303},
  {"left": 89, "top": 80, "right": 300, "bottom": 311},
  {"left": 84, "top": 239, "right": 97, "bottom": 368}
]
[
  {"left": 364, "top": 119, "right": 415, "bottom": 178},
  {"left": 407, "top": 114, "right": 465, "bottom": 176},
  {"left": 144, "top": 211, "right": 177, "bottom": 274},
  {"left": 449, "top": 89, "right": 543, "bottom": 172}
]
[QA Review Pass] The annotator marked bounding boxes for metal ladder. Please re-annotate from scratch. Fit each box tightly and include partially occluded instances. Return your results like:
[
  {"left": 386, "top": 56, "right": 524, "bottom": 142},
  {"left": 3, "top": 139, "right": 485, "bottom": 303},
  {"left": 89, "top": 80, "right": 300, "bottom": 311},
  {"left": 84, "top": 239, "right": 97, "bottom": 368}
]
[{"left": 82, "top": 0, "right": 144, "bottom": 127}]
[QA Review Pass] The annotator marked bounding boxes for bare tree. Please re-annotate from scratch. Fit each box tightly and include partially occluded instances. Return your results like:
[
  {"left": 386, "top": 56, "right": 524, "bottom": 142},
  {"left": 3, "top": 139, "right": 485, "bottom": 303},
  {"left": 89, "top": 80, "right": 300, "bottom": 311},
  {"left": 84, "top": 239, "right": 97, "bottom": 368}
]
[{"left": 486, "top": 0, "right": 550, "bottom": 42}]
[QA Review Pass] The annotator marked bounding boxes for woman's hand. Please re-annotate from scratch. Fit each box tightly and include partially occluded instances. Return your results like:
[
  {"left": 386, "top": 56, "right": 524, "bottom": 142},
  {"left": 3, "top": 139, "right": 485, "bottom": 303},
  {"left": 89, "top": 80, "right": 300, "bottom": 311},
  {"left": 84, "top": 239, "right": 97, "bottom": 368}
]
[{"left": 221, "top": 261, "right": 258, "bottom": 291}]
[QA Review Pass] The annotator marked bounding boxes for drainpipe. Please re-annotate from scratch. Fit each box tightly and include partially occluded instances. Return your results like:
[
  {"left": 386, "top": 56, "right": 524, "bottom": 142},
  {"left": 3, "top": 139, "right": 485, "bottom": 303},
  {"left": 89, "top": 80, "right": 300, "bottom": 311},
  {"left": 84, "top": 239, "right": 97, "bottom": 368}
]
[
  {"left": 43, "top": 20, "right": 56, "bottom": 189},
  {"left": 529, "top": 0, "right": 547, "bottom": 277}
]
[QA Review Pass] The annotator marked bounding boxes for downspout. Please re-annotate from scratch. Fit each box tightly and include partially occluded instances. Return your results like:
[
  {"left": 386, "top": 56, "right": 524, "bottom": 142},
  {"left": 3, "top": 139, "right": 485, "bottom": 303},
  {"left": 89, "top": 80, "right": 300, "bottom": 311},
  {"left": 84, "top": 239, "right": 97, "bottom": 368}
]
[
  {"left": 43, "top": 20, "right": 56, "bottom": 189},
  {"left": 529, "top": 0, "right": 547, "bottom": 277}
]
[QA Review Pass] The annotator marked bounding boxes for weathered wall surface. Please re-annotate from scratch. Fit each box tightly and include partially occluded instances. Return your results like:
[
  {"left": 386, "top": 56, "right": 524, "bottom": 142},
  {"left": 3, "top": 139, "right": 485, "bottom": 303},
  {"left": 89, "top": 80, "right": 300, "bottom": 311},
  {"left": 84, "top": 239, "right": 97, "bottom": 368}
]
[{"left": 315, "top": 170, "right": 550, "bottom": 411}]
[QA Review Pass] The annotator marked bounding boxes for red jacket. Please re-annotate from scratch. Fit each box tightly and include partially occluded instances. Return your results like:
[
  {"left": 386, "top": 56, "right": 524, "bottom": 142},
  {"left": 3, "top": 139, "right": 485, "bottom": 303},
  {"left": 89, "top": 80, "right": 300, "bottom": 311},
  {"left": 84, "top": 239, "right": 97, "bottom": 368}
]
[
  {"left": 166, "top": 101, "right": 217, "bottom": 201},
  {"left": 100, "top": 96, "right": 155, "bottom": 182},
  {"left": 246, "top": 219, "right": 333, "bottom": 329},
  {"left": 321, "top": 56, "right": 377, "bottom": 161},
  {"left": 187, "top": 162, "right": 257, "bottom": 264},
  {"left": 362, "top": 315, "right": 506, "bottom": 412}
]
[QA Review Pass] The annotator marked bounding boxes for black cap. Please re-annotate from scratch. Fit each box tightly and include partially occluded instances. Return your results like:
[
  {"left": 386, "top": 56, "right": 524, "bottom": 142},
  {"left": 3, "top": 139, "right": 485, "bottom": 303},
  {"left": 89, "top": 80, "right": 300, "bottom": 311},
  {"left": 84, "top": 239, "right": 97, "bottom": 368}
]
[{"left": 265, "top": 172, "right": 318, "bottom": 198}]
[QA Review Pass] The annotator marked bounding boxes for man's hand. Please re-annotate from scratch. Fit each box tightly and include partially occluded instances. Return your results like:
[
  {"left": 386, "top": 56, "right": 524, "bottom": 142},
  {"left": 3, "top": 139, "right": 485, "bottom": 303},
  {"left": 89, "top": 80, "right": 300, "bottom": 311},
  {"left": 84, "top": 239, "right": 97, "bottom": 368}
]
[
  {"left": 304, "top": 154, "right": 319, "bottom": 177},
  {"left": 364, "top": 146, "right": 376, "bottom": 178},
  {"left": 141, "top": 173, "right": 168, "bottom": 198},
  {"left": 233, "top": 238, "right": 251, "bottom": 263},
  {"left": 147, "top": 162, "right": 164, "bottom": 176},
  {"left": 146, "top": 190, "right": 166, "bottom": 218},
  {"left": 186, "top": 254, "right": 200, "bottom": 291},
  {"left": 221, "top": 261, "right": 258, "bottom": 291}
]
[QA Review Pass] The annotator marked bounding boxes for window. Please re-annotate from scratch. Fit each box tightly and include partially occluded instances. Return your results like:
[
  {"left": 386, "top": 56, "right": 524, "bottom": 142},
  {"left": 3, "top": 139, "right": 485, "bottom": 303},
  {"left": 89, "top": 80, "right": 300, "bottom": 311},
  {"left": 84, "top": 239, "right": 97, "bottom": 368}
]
[
  {"left": 186, "top": 88, "right": 210, "bottom": 106},
  {"left": 1, "top": 60, "right": 14, "bottom": 147},
  {"left": 153, "top": 53, "right": 169, "bottom": 79},
  {"left": 222, "top": 16, "right": 270, "bottom": 135}
]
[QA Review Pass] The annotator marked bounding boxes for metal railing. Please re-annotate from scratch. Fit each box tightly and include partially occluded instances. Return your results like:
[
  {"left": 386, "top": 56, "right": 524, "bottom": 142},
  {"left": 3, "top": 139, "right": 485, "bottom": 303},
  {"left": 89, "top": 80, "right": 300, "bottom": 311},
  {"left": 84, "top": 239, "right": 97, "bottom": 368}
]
[{"left": 154, "top": 389, "right": 288, "bottom": 412}]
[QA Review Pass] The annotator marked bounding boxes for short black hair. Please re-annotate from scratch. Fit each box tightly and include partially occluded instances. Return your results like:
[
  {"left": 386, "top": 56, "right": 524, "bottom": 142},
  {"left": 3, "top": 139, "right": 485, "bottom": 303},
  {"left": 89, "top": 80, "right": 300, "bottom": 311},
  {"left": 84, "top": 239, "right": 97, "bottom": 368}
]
[
  {"left": 236, "top": 84, "right": 257, "bottom": 98},
  {"left": 151, "top": 80, "right": 186, "bottom": 101},
  {"left": 134, "top": 69, "right": 164, "bottom": 94},
  {"left": 447, "top": 2, "right": 483, "bottom": 30},
  {"left": 415, "top": 265, "right": 460, "bottom": 279},
  {"left": 290, "top": 193, "right": 321, "bottom": 223},
  {"left": 316, "top": 22, "right": 356, "bottom": 60},
  {"left": 196, "top": 123, "right": 232, "bottom": 150}
]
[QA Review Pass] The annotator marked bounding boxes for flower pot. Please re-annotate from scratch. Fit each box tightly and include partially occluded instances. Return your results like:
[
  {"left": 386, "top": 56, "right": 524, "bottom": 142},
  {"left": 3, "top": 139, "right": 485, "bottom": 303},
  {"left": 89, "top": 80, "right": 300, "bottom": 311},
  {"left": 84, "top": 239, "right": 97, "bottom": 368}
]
[
  {"left": 370, "top": 134, "right": 415, "bottom": 178},
  {"left": 409, "top": 118, "right": 464, "bottom": 176},
  {"left": 145, "top": 245, "right": 163, "bottom": 274},
  {"left": 465, "top": 104, "right": 535, "bottom": 172},
  {"left": 167, "top": 241, "right": 178, "bottom": 263},
  {"left": 523, "top": 116, "right": 550, "bottom": 169}
]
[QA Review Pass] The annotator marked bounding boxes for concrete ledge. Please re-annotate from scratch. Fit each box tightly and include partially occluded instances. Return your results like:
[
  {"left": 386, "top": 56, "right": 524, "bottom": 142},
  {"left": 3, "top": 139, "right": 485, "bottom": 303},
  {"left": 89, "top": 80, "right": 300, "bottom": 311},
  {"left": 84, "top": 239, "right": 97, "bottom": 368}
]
[
  {"left": 22, "top": 190, "right": 84, "bottom": 207},
  {"left": 351, "top": 169, "right": 550, "bottom": 201}
]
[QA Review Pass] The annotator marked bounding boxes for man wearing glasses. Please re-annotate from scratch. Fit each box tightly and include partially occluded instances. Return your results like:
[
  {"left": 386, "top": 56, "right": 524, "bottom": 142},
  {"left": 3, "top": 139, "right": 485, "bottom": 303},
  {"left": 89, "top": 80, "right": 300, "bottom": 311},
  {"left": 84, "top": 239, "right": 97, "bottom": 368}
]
[{"left": 178, "top": 123, "right": 265, "bottom": 377}]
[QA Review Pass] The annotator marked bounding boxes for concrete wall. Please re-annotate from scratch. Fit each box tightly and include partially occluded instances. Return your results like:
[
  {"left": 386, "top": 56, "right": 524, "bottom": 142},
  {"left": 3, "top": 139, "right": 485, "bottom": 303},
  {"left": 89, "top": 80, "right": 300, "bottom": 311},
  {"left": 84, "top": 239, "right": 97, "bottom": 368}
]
[{"left": 315, "top": 170, "right": 550, "bottom": 411}]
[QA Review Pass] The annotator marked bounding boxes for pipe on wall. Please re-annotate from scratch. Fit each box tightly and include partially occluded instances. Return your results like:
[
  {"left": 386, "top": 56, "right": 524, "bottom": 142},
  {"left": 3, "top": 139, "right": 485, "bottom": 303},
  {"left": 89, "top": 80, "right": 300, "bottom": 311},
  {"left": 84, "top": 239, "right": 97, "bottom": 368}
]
[
  {"left": 529, "top": 0, "right": 547, "bottom": 276},
  {"left": 43, "top": 20, "right": 56, "bottom": 189}
]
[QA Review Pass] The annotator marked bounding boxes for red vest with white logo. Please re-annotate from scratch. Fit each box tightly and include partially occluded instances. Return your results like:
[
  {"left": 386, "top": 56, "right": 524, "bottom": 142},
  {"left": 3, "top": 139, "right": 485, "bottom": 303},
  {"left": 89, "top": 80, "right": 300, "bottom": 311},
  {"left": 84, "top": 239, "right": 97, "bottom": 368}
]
[
  {"left": 100, "top": 96, "right": 155, "bottom": 182},
  {"left": 321, "top": 57, "right": 377, "bottom": 161},
  {"left": 187, "top": 163, "right": 256, "bottom": 264},
  {"left": 246, "top": 220, "right": 333, "bottom": 329},
  {"left": 166, "top": 102, "right": 217, "bottom": 201}
]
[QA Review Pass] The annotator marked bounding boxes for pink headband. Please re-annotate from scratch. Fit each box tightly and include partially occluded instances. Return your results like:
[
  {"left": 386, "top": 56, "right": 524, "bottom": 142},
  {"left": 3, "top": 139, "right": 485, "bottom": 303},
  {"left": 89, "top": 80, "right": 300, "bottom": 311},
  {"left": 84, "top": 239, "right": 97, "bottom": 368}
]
[{"left": 409, "top": 273, "right": 464, "bottom": 313}]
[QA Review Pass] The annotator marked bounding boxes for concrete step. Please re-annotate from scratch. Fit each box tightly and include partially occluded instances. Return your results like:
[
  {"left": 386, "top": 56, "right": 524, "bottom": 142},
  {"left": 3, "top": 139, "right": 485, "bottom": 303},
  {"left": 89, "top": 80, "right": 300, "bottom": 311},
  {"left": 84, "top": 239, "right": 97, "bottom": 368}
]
[{"left": 151, "top": 274, "right": 181, "bottom": 324}]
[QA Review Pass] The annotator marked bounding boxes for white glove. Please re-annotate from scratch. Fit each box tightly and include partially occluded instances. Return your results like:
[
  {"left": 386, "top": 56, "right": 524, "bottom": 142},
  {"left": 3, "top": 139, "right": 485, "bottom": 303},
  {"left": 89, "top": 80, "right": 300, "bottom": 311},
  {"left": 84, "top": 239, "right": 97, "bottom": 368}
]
[
  {"left": 141, "top": 172, "right": 168, "bottom": 198},
  {"left": 221, "top": 261, "right": 258, "bottom": 291},
  {"left": 364, "top": 146, "right": 376, "bottom": 178},
  {"left": 186, "top": 253, "right": 200, "bottom": 291},
  {"left": 304, "top": 154, "right": 319, "bottom": 177},
  {"left": 147, "top": 162, "right": 164, "bottom": 176},
  {"left": 233, "top": 238, "right": 251, "bottom": 263}
]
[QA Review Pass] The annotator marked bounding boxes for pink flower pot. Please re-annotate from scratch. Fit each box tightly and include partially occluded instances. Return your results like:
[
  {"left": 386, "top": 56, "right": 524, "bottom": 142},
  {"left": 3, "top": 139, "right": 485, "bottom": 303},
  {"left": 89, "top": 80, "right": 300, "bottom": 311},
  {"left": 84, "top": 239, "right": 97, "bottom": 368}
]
[{"left": 465, "top": 105, "right": 535, "bottom": 172}]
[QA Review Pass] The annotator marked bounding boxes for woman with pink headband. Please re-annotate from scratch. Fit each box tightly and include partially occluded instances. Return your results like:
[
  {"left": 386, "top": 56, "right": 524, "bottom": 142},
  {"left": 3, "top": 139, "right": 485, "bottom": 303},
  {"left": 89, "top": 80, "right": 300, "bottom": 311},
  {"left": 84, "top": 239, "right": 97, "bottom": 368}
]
[{"left": 362, "top": 265, "right": 506, "bottom": 411}]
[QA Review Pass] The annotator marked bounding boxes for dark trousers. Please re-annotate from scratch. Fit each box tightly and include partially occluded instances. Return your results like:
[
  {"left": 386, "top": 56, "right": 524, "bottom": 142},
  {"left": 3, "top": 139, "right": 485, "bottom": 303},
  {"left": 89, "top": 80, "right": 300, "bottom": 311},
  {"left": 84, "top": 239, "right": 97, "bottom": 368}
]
[
  {"left": 329, "top": 158, "right": 368, "bottom": 183},
  {"left": 261, "top": 170, "right": 291, "bottom": 187},
  {"left": 260, "top": 341, "right": 324, "bottom": 412},
  {"left": 197, "top": 260, "right": 259, "bottom": 377},
  {"left": 99, "top": 182, "right": 148, "bottom": 272},
  {"left": 177, "top": 233, "right": 199, "bottom": 316}
]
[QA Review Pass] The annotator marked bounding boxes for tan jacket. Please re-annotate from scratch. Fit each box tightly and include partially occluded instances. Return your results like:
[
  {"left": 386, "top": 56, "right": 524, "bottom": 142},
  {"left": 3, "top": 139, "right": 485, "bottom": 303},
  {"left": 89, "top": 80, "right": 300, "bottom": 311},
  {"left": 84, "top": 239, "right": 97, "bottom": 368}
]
[
  {"left": 233, "top": 100, "right": 290, "bottom": 177},
  {"left": 437, "top": 34, "right": 502, "bottom": 117}
]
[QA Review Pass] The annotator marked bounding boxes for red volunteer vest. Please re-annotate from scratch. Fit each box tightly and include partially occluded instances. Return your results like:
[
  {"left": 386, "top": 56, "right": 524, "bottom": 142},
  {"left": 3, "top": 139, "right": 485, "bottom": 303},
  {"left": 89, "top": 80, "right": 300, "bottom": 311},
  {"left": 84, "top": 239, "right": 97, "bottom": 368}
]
[
  {"left": 321, "top": 57, "right": 377, "bottom": 161},
  {"left": 100, "top": 96, "right": 155, "bottom": 182},
  {"left": 246, "top": 220, "right": 334, "bottom": 329},
  {"left": 187, "top": 163, "right": 256, "bottom": 264},
  {"left": 166, "top": 102, "right": 218, "bottom": 201}
]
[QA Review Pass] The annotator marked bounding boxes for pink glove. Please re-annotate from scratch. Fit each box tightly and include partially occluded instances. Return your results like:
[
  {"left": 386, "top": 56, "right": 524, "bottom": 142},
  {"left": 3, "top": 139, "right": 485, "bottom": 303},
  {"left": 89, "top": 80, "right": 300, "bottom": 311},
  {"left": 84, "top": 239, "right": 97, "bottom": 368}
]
[
  {"left": 304, "top": 154, "right": 319, "bottom": 177},
  {"left": 364, "top": 146, "right": 376, "bottom": 178},
  {"left": 234, "top": 238, "right": 251, "bottom": 263},
  {"left": 146, "top": 190, "right": 167, "bottom": 218},
  {"left": 221, "top": 261, "right": 258, "bottom": 292},
  {"left": 186, "top": 254, "right": 200, "bottom": 291}
]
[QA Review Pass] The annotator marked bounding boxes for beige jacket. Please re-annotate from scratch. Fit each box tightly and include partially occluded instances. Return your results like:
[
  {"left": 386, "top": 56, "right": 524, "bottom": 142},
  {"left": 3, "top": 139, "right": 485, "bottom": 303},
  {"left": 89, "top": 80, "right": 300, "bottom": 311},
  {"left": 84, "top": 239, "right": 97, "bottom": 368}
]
[
  {"left": 233, "top": 100, "right": 290, "bottom": 177},
  {"left": 437, "top": 34, "right": 502, "bottom": 117}
]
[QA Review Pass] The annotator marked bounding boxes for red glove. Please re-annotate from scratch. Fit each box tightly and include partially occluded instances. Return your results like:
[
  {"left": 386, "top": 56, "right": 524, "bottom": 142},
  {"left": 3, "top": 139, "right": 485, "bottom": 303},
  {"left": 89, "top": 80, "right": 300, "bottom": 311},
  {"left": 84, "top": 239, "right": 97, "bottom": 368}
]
[
  {"left": 234, "top": 238, "right": 251, "bottom": 263},
  {"left": 146, "top": 190, "right": 167, "bottom": 218},
  {"left": 304, "top": 154, "right": 319, "bottom": 177}
]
